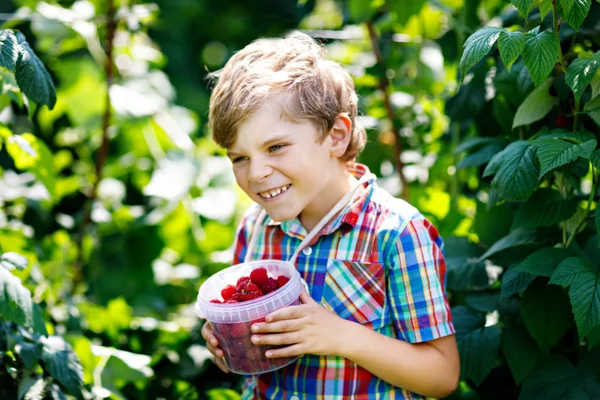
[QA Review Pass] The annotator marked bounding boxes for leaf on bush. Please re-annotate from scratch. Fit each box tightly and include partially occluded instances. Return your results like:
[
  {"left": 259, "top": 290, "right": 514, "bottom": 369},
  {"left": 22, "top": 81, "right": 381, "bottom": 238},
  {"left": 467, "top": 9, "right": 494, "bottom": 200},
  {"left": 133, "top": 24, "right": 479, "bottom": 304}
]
[
  {"left": 521, "top": 280, "right": 573, "bottom": 353},
  {"left": 516, "top": 247, "right": 575, "bottom": 277},
  {"left": 566, "top": 51, "right": 600, "bottom": 100},
  {"left": 0, "top": 252, "right": 28, "bottom": 271},
  {"left": 501, "top": 266, "right": 536, "bottom": 298},
  {"left": 539, "top": 0, "right": 553, "bottom": 20},
  {"left": 464, "top": 291, "right": 500, "bottom": 312},
  {"left": 0, "top": 30, "right": 18, "bottom": 71},
  {"left": 14, "top": 32, "right": 56, "bottom": 110},
  {"left": 459, "top": 27, "right": 502, "bottom": 78},
  {"left": 550, "top": 257, "right": 600, "bottom": 339},
  {"left": 444, "top": 237, "right": 490, "bottom": 290},
  {"left": 40, "top": 336, "right": 84, "bottom": 400},
  {"left": 591, "top": 73, "right": 600, "bottom": 99},
  {"left": 522, "top": 30, "right": 560, "bottom": 87},
  {"left": 596, "top": 207, "right": 600, "bottom": 248},
  {"left": 48, "top": 383, "right": 67, "bottom": 400},
  {"left": 584, "top": 96, "right": 600, "bottom": 127},
  {"left": 519, "top": 354, "right": 583, "bottom": 399},
  {"left": 512, "top": 188, "right": 579, "bottom": 229},
  {"left": 502, "top": 320, "right": 541, "bottom": 384},
  {"left": 513, "top": 78, "right": 558, "bottom": 128},
  {"left": 18, "top": 375, "right": 45, "bottom": 400},
  {"left": 453, "top": 306, "right": 501, "bottom": 385},
  {"left": 457, "top": 143, "right": 506, "bottom": 169},
  {"left": 532, "top": 133, "right": 597, "bottom": 178},
  {"left": 0, "top": 268, "right": 46, "bottom": 335},
  {"left": 478, "top": 228, "right": 543, "bottom": 262},
  {"left": 588, "top": 326, "right": 600, "bottom": 350},
  {"left": 499, "top": 30, "right": 525, "bottom": 71},
  {"left": 559, "top": 0, "right": 592, "bottom": 31},
  {"left": 348, "top": 0, "right": 379, "bottom": 22},
  {"left": 512, "top": 0, "right": 535, "bottom": 17},
  {"left": 454, "top": 137, "right": 501, "bottom": 154},
  {"left": 389, "top": 0, "right": 427, "bottom": 25},
  {"left": 487, "top": 141, "right": 540, "bottom": 201},
  {"left": 16, "top": 339, "right": 43, "bottom": 369}
]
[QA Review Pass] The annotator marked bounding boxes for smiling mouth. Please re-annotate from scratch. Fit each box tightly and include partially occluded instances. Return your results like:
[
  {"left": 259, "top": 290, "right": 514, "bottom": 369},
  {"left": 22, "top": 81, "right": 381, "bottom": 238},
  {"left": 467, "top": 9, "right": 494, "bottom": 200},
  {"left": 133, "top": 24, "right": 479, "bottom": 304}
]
[{"left": 258, "top": 184, "right": 291, "bottom": 199}]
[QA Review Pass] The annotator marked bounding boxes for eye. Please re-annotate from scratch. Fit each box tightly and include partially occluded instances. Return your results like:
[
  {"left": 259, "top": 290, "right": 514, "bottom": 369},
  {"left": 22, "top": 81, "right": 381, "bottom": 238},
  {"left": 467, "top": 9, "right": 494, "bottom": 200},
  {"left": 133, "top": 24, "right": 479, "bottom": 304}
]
[
  {"left": 268, "top": 144, "right": 285, "bottom": 152},
  {"left": 232, "top": 156, "right": 248, "bottom": 163}
]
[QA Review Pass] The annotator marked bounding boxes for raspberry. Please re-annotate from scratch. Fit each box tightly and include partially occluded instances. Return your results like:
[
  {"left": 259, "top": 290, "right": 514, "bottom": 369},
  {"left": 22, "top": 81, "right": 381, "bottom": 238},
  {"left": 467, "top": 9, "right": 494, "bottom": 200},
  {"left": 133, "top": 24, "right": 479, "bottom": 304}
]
[
  {"left": 210, "top": 299, "right": 223, "bottom": 304},
  {"left": 229, "top": 323, "right": 250, "bottom": 338},
  {"left": 225, "top": 299, "right": 238, "bottom": 304},
  {"left": 221, "top": 284, "right": 237, "bottom": 301},
  {"left": 261, "top": 277, "right": 279, "bottom": 294},
  {"left": 236, "top": 276, "right": 251, "bottom": 289},
  {"left": 231, "top": 293, "right": 244, "bottom": 302},
  {"left": 250, "top": 268, "right": 268, "bottom": 285},
  {"left": 239, "top": 281, "right": 261, "bottom": 295},
  {"left": 276, "top": 275, "right": 290, "bottom": 288},
  {"left": 241, "top": 293, "right": 262, "bottom": 301}
]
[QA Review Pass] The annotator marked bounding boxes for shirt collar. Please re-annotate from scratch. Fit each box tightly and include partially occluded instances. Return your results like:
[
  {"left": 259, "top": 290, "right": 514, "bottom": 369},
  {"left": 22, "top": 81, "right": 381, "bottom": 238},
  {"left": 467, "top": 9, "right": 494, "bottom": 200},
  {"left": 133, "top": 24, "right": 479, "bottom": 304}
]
[{"left": 264, "top": 163, "right": 375, "bottom": 240}]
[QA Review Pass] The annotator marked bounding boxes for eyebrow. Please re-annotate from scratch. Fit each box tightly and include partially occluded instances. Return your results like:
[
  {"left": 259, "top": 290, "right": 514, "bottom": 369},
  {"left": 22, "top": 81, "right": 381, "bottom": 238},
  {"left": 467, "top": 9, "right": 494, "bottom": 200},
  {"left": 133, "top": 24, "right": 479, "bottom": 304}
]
[{"left": 226, "top": 134, "right": 291, "bottom": 157}]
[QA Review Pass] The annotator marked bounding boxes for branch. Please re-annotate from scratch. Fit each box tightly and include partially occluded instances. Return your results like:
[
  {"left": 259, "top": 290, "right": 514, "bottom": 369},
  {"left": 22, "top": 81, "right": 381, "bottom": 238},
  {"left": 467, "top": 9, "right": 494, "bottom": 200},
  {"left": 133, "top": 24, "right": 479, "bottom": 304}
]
[{"left": 366, "top": 21, "right": 409, "bottom": 199}]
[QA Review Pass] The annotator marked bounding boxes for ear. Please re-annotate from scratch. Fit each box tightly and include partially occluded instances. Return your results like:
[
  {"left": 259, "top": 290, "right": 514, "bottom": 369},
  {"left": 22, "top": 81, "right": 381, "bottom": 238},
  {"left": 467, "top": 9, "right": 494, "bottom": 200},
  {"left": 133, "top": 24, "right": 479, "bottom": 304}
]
[{"left": 328, "top": 113, "right": 352, "bottom": 158}]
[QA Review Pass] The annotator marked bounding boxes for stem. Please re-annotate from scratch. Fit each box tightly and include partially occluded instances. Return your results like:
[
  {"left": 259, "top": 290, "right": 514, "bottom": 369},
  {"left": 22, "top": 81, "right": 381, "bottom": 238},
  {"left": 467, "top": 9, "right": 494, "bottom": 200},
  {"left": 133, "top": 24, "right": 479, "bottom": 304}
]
[
  {"left": 566, "top": 167, "right": 597, "bottom": 248},
  {"left": 573, "top": 97, "right": 580, "bottom": 130},
  {"left": 552, "top": 0, "right": 567, "bottom": 73},
  {"left": 73, "top": 0, "right": 117, "bottom": 292},
  {"left": 366, "top": 21, "right": 409, "bottom": 200}
]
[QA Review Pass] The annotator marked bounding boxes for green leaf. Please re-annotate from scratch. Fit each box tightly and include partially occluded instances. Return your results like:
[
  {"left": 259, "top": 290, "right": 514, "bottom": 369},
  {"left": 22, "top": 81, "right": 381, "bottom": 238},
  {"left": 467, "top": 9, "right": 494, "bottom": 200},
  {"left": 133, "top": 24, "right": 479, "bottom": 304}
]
[
  {"left": 499, "top": 30, "right": 525, "bottom": 71},
  {"left": 588, "top": 326, "right": 600, "bottom": 350},
  {"left": 532, "top": 133, "right": 597, "bottom": 178},
  {"left": 454, "top": 137, "right": 502, "bottom": 154},
  {"left": 521, "top": 280, "right": 573, "bottom": 353},
  {"left": 0, "top": 252, "right": 28, "bottom": 271},
  {"left": 566, "top": 51, "right": 600, "bottom": 100},
  {"left": 445, "top": 237, "right": 489, "bottom": 290},
  {"left": 206, "top": 388, "right": 241, "bottom": 400},
  {"left": 513, "top": 78, "right": 558, "bottom": 128},
  {"left": 16, "top": 340, "right": 42, "bottom": 369},
  {"left": 516, "top": 247, "right": 575, "bottom": 277},
  {"left": 453, "top": 306, "right": 501, "bottom": 385},
  {"left": 512, "top": 189, "right": 580, "bottom": 229},
  {"left": 502, "top": 320, "right": 541, "bottom": 384},
  {"left": 522, "top": 30, "right": 560, "bottom": 87},
  {"left": 519, "top": 354, "right": 582, "bottom": 399},
  {"left": 559, "top": 0, "right": 592, "bottom": 31},
  {"left": 48, "top": 383, "right": 67, "bottom": 400},
  {"left": 593, "top": 149, "right": 600, "bottom": 170},
  {"left": 40, "top": 336, "right": 84, "bottom": 400},
  {"left": 489, "top": 141, "right": 540, "bottom": 201},
  {"left": 14, "top": 32, "right": 56, "bottom": 110},
  {"left": 389, "top": 0, "right": 427, "bottom": 25},
  {"left": 459, "top": 27, "right": 502, "bottom": 78},
  {"left": 349, "top": 0, "right": 379, "bottom": 22},
  {"left": 539, "top": 0, "right": 553, "bottom": 20},
  {"left": 464, "top": 292, "right": 500, "bottom": 312},
  {"left": 0, "top": 30, "right": 18, "bottom": 71},
  {"left": 591, "top": 73, "right": 600, "bottom": 99},
  {"left": 501, "top": 265, "right": 536, "bottom": 298},
  {"left": 512, "top": 0, "right": 535, "bottom": 16},
  {"left": 596, "top": 208, "right": 600, "bottom": 248},
  {"left": 584, "top": 95, "right": 600, "bottom": 127},
  {"left": 478, "top": 228, "right": 544, "bottom": 261},
  {"left": 457, "top": 143, "right": 505, "bottom": 169},
  {"left": 18, "top": 375, "right": 45, "bottom": 400},
  {"left": 0, "top": 268, "right": 46, "bottom": 334},
  {"left": 550, "top": 257, "right": 600, "bottom": 338}
]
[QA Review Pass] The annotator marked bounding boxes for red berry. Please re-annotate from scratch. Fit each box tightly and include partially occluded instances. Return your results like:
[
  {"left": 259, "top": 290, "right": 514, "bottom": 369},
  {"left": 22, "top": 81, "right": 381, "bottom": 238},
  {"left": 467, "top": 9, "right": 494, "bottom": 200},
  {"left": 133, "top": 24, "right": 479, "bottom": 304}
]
[
  {"left": 239, "top": 281, "right": 261, "bottom": 295},
  {"left": 276, "top": 276, "right": 290, "bottom": 288},
  {"left": 225, "top": 299, "right": 238, "bottom": 304},
  {"left": 236, "top": 276, "right": 251, "bottom": 289},
  {"left": 556, "top": 114, "right": 569, "bottom": 128},
  {"left": 250, "top": 268, "right": 268, "bottom": 285},
  {"left": 210, "top": 299, "right": 223, "bottom": 304},
  {"left": 241, "top": 293, "right": 262, "bottom": 301},
  {"left": 261, "top": 277, "right": 279, "bottom": 294},
  {"left": 221, "top": 285, "right": 236, "bottom": 301},
  {"left": 229, "top": 323, "right": 250, "bottom": 338},
  {"left": 231, "top": 293, "right": 244, "bottom": 302}
]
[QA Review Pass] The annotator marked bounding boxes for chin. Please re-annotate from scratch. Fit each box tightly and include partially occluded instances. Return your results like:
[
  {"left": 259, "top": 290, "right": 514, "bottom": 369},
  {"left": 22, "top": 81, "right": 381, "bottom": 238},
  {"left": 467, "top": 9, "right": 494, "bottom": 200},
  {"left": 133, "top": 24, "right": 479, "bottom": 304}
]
[{"left": 265, "top": 208, "right": 298, "bottom": 223}]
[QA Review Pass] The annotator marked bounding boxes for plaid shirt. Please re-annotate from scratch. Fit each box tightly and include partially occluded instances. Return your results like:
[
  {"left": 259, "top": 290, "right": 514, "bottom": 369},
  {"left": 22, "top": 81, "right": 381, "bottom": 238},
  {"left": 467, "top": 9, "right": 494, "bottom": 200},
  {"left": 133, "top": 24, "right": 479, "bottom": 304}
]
[{"left": 233, "top": 163, "right": 454, "bottom": 400}]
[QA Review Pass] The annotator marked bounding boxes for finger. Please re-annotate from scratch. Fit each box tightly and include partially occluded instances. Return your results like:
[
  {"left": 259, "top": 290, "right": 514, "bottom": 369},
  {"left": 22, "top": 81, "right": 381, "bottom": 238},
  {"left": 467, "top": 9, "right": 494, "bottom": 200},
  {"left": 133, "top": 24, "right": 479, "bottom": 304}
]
[
  {"left": 214, "top": 356, "right": 229, "bottom": 374},
  {"left": 265, "top": 343, "right": 304, "bottom": 359},
  {"left": 266, "top": 305, "right": 305, "bottom": 323},
  {"left": 205, "top": 340, "right": 225, "bottom": 358},
  {"left": 252, "top": 319, "right": 300, "bottom": 334},
  {"left": 251, "top": 331, "right": 299, "bottom": 346},
  {"left": 299, "top": 288, "right": 316, "bottom": 304}
]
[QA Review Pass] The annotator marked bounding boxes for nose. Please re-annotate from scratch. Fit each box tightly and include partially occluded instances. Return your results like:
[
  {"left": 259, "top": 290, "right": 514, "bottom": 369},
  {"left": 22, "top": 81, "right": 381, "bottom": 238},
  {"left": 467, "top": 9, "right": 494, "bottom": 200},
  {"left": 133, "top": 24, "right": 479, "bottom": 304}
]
[{"left": 248, "top": 157, "right": 273, "bottom": 183}]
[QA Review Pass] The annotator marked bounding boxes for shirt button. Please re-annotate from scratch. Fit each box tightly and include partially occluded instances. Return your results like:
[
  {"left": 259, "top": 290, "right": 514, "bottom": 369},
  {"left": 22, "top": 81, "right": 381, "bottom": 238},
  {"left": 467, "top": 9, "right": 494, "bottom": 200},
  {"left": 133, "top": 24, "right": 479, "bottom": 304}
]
[
  {"left": 302, "top": 247, "right": 312, "bottom": 256},
  {"left": 290, "top": 396, "right": 300, "bottom": 400}
]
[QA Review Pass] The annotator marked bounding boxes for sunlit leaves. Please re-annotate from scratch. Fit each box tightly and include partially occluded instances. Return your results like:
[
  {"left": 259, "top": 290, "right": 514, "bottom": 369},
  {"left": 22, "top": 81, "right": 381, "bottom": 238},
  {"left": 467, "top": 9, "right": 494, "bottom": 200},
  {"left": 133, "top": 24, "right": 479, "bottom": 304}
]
[
  {"left": 521, "top": 30, "right": 560, "bottom": 87},
  {"left": 498, "top": 31, "right": 525, "bottom": 71},
  {"left": 459, "top": 27, "right": 502, "bottom": 78},
  {"left": 0, "top": 252, "right": 28, "bottom": 271},
  {"left": 0, "top": 268, "right": 47, "bottom": 335},
  {"left": 40, "top": 336, "right": 84, "bottom": 400},
  {"left": 0, "top": 30, "right": 18, "bottom": 70},
  {"left": 532, "top": 131, "right": 597, "bottom": 178},
  {"left": 14, "top": 32, "right": 56, "bottom": 110},
  {"left": 388, "top": 0, "right": 427, "bottom": 25},
  {"left": 512, "top": 0, "right": 534, "bottom": 17},
  {"left": 559, "top": 0, "right": 592, "bottom": 31},
  {"left": 566, "top": 51, "right": 600, "bottom": 100},
  {"left": 513, "top": 78, "right": 558, "bottom": 128}
]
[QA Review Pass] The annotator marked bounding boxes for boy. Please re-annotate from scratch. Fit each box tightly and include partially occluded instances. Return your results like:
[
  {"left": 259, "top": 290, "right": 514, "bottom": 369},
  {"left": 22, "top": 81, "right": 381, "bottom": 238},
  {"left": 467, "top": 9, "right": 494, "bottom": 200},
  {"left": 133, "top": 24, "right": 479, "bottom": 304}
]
[{"left": 200, "top": 31, "right": 459, "bottom": 399}]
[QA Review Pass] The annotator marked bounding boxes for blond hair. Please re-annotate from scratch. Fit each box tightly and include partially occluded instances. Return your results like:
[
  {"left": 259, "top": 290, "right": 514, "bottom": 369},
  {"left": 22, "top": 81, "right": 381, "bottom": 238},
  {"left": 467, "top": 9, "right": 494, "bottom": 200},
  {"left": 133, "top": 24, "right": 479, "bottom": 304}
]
[{"left": 208, "top": 31, "right": 366, "bottom": 162}]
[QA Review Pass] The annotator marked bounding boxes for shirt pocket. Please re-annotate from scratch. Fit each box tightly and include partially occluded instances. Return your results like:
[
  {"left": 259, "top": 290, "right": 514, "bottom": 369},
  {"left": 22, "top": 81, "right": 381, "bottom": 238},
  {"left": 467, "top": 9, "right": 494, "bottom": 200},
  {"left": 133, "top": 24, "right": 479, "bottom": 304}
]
[{"left": 321, "top": 259, "right": 386, "bottom": 326}]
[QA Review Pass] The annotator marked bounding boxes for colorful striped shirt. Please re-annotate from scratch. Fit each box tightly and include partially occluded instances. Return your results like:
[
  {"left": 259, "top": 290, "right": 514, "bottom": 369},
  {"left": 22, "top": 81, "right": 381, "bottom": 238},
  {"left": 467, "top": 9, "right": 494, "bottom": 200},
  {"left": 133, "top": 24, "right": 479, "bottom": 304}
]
[{"left": 233, "top": 163, "right": 455, "bottom": 399}]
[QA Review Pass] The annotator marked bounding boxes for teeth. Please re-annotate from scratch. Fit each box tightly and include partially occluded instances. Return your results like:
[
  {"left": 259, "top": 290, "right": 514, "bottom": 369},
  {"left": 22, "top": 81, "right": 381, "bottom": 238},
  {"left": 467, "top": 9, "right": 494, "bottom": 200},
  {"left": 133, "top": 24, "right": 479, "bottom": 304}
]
[{"left": 260, "top": 185, "right": 290, "bottom": 199}]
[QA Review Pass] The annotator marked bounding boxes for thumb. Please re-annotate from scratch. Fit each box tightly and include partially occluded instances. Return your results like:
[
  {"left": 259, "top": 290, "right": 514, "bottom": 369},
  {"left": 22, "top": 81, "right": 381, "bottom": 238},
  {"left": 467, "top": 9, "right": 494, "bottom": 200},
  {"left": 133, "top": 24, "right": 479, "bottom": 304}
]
[{"left": 299, "top": 287, "right": 316, "bottom": 304}]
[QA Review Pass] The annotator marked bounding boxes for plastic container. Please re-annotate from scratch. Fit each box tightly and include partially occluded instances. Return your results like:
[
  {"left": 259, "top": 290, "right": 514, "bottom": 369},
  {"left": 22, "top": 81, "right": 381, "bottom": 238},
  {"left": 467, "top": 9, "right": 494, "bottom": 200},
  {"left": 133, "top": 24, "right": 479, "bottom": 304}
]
[{"left": 196, "top": 260, "right": 304, "bottom": 375}]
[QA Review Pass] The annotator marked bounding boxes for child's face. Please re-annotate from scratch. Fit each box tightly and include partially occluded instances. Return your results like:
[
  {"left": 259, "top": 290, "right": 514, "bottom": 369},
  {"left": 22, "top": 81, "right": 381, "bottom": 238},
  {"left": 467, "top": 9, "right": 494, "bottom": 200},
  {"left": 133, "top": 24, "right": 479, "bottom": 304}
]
[{"left": 226, "top": 101, "right": 340, "bottom": 225}]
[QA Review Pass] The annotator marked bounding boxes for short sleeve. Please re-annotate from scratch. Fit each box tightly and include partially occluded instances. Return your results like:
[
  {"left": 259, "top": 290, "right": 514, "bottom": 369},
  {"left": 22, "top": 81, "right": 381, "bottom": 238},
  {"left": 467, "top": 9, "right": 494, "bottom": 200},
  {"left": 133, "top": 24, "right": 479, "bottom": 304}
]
[{"left": 386, "top": 216, "right": 455, "bottom": 343}]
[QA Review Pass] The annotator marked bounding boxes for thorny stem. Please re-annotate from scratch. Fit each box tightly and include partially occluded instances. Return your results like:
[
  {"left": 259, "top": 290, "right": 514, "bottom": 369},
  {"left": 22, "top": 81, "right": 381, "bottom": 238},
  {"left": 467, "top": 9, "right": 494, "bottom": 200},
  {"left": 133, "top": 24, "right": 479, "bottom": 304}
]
[{"left": 552, "top": 0, "right": 568, "bottom": 74}]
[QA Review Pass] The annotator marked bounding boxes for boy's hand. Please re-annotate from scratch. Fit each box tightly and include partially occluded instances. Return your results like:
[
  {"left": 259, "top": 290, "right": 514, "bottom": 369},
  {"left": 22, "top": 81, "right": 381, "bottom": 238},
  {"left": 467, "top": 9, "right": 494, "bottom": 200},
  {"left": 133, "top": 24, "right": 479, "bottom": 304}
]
[
  {"left": 200, "top": 320, "right": 230, "bottom": 373},
  {"left": 250, "top": 288, "right": 349, "bottom": 358}
]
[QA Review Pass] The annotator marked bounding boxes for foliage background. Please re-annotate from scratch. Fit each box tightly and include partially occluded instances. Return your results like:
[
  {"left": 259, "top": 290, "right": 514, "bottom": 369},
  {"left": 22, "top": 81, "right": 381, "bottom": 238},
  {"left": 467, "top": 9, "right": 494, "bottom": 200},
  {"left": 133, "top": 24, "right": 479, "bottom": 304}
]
[{"left": 0, "top": 0, "right": 599, "bottom": 399}]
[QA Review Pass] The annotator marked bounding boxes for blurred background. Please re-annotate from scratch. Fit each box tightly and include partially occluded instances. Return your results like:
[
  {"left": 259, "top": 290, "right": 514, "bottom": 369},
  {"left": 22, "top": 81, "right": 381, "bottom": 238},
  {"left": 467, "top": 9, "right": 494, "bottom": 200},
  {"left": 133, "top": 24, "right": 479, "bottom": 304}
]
[{"left": 1, "top": 0, "right": 599, "bottom": 399}]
